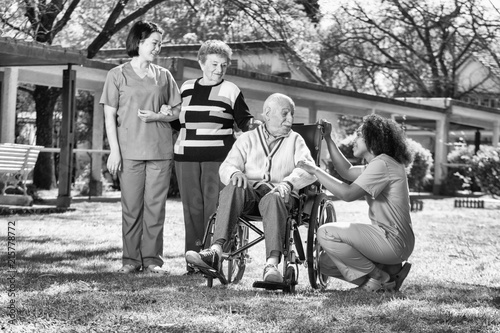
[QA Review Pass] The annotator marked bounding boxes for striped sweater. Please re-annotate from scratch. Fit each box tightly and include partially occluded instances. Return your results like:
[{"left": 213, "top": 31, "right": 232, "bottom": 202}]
[
  {"left": 174, "top": 78, "right": 253, "bottom": 162},
  {"left": 219, "top": 125, "right": 317, "bottom": 193}
]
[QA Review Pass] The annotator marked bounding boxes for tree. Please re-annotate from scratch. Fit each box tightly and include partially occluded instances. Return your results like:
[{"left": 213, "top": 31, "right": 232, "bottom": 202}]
[
  {"left": 1, "top": 0, "right": 316, "bottom": 189},
  {"left": 317, "top": 0, "right": 500, "bottom": 98}
]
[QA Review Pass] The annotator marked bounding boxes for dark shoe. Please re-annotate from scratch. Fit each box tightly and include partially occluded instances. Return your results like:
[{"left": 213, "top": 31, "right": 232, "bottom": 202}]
[
  {"left": 117, "top": 264, "right": 140, "bottom": 274},
  {"left": 392, "top": 262, "right": 412, "bottom": 291},
  {"left": 185, "top": 249, "right": 221, "bottom": 278},
  {"left": 357, "top": 277, "right": 395, "bottom": 292},
  {"left": 183, "top": 270, "right": 202, "bottom": 276},
  {"left": 375, "top": 262, "right": 402, "bottom": 276},
  {"left": 263, "top": 264, "right": 283, "bottom": 283}
]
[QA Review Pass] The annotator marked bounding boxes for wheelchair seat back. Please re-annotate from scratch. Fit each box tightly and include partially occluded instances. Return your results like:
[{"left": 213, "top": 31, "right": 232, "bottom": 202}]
[
  {"left": 291, "top": 123, "right": 327, "bottom": 218},
  {"left": 291, "top": 123, "right": 323, "bottom": 166}
]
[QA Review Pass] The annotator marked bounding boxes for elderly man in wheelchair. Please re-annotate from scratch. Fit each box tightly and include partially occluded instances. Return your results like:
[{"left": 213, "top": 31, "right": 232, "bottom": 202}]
[{"left": 185, "top": 93, "right": 317, "bottom": 286}]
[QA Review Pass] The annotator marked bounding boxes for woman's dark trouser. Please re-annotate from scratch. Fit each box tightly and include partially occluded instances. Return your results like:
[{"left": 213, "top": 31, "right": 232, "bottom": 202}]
[{"left": 175, "top": 161, "right": 223, "bottom": 254}]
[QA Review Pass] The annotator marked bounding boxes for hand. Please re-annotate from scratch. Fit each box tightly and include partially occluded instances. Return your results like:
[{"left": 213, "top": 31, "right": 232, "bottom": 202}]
[
  {"left": 137, "top": 109, "right": 159, "bottom": 123},
  {"left": 107, "top": 151, "right": 122, "bottom": 175},
  {"left": 248, "top": 118, "right": 263, "bottom": 130},
  {"left": 297, "top": 160, "right": 317, "bottom": 174},
  {"left": 270, "top": 183, "right": 291, "bottom": 203},
  {"left": 319, "top": 119, "right": 333, "bottom": 137},
  {"left": 159, "top": 104, "right": 173, "bottom": 116},
  {"left": 231, "top": 172, "right": 248, "bottom": 189}
]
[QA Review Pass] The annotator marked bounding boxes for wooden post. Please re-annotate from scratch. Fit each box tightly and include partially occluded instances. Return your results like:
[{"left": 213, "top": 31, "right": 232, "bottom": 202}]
[
  {"left": 433, "top": 116, "right": 450, "bottom": 195},
  {"left": 493, "top": 121, "right": 499, "bottom": 147},
  {"left": 90, "top": 90, "right": 104, "bottom": 196},
  {"left": 474, "top": 129, "right": 480, "bottom": 154},
  {"left": 57, "top": 65, "right": 76, "bottom": 208},
  {"left": 0, "top": 68, "right": 18, "bottom": 143}
]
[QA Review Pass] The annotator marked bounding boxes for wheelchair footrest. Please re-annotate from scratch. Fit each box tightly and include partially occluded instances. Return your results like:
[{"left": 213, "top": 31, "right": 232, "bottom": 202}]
[
  {"left": 252, "top": 280, "right": 293, "bottom": 290},
  {"left": 196, "top": 267, "right": 228, "bottom": 285}
]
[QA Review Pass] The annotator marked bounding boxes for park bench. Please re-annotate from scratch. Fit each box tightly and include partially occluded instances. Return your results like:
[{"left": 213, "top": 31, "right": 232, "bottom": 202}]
[{"left": 0, "top": 143, "right": 44, "bottom": 206}]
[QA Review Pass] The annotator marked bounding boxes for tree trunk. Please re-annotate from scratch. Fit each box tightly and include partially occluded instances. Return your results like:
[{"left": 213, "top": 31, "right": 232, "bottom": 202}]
[{"left": 33, "top": 85, "right": 61, "bottom": 189}]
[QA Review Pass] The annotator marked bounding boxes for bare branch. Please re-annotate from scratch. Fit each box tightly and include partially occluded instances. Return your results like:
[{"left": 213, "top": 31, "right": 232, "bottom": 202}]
[
  {"left": 52, "top": 0, "right": 81, "bottom": 37},
  {"left": 86, "top": 0, "right": 170, "bottom": 58}
]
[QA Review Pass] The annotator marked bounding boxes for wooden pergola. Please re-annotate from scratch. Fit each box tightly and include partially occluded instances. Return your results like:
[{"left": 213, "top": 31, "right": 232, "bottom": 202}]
[
  {"left": 1, "top": 37, "right": 499, "bottom": 207},
  {"left": 0, "top": 37, "right": 114, "bottom": 207}
]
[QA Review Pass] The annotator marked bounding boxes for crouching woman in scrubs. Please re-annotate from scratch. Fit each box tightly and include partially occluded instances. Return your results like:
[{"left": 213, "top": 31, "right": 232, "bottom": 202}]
[
  {"left": 298, "top": 114, "right": 415, "bottom": 292},
  {"left": 101, "top": 20, "right": 181, "bottom": 275}
]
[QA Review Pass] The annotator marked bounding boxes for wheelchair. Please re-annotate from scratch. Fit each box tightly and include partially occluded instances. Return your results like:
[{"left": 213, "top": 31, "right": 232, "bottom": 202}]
[{"left": 198, "top": 123, "right": 337, "bottom": 293}]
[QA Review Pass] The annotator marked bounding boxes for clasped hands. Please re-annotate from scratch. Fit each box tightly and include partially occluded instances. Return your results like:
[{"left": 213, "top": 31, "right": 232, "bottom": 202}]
[
  {"left": 137, "top": 105, "right": 174, "bottom": 123},
  {"left": 137, "top": 109, "right": 158, "bottom": 123}
]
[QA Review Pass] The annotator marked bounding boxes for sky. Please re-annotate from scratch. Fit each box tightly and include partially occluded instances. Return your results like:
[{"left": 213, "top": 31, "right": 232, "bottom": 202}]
[{"left": 318, "top": 0, "right": 500, "bottom": 14}]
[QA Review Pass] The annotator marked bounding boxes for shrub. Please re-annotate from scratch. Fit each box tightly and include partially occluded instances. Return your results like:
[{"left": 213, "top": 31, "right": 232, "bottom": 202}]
[
  {"left": 470, "top": 146, "right": 500, "bottom": 197},
  {"left": 324, "top": 134, "right": 362, "bottom": 184},
  {"left": 325, "top": 136, "right": 433, "bottom": 192},
  {"left": 441, "top": 145, "right": 481, "bottom": 195},
  {"left": 406, "top": 139, "right": 433, "bottom": 192},
  {"left": 338, "top": 133, "right": 363, "bottom": 164},
  {"left": 74, "top": 163, "right": 112, "bottom": 196}
]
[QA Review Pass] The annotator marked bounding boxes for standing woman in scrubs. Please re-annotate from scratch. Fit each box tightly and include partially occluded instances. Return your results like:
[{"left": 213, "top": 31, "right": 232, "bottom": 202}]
[
  {"left": 101, "top": 21, "right": 181, "bottom": 275},
  {"left": 174, "top": 40, "right": 258, "bottom": 274}
]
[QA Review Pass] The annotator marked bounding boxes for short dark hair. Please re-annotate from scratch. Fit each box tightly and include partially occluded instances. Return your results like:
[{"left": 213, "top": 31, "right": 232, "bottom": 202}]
[
  {"left": 361, "top": 114, "right": 413, "bottom": 166},
  {"left": 126, "top": 21, "right": 164, "bottom": 57},
  {"left": 197, "top": 40, "right": 232, "bottom": 64}
]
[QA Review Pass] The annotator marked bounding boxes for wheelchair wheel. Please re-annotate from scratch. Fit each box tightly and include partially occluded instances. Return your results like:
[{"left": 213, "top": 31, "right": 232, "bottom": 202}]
[
  {"left": 223, "top": 223, "right": 249, "bottom": 284},
  {"left": 201, "top": 215, "right": 249, "bottom": 286},
  {"left": 307, "top": 193, "right": 336, "bottom": 289},
  {"left": 283, "top": 266, "right": 297, "bottom": 293},
  {"left": 202, "top": 215, "right": 216, "bottom": 287}
]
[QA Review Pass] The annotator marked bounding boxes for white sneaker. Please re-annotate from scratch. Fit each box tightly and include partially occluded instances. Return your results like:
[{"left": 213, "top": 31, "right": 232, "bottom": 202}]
[{"left": 263, "top": 264, "right": 283, "bottom": 283}]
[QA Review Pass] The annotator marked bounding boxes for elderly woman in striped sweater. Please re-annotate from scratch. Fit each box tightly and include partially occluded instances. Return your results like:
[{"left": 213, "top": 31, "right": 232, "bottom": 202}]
[
  {"left": 174, "top": 40, "right": 257, "bottom": 275},
  {"left": 185, "top": 93, "right": 317, "bottom": 283}
]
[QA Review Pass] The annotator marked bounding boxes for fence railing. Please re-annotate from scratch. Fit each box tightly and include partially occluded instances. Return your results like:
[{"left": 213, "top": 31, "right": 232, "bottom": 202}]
[{"left": 40, "top": 148, "right": 111, "bottom": 154}]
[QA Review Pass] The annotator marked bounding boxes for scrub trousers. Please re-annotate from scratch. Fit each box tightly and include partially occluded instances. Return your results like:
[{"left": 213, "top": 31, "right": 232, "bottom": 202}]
[
  {"left": 318, "top": 222, "right": 408, "bottom": 285},
  {"left": 119, "top": 159, "right": 172, "bottom": 268}
]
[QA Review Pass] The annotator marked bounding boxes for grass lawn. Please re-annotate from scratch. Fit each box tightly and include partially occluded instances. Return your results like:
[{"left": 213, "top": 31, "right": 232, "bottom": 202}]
[{"left": 1, "top": 196, "right": 499, "bottom": 332}]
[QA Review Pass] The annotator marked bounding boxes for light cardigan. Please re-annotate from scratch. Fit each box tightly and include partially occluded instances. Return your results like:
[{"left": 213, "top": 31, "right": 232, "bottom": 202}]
[{"left": 219, "top": 125, "right": 317, "bottom": 193}]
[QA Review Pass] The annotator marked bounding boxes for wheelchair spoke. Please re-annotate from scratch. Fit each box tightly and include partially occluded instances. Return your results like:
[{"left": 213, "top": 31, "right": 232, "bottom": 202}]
[
  {"left": 222, "top": 223, "right": 248, "bottom": 284},
  {"left": 307, "top": 193, "right": 336, "bottom": 289}
]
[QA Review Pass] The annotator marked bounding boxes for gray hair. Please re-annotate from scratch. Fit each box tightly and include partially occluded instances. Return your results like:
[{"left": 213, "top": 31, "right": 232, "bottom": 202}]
[
  {"left": 197, "top": 40, "right": 232, "bottom": 64},
  {"left": 263, "top": 93, "right": 295, "bottom": 116}
]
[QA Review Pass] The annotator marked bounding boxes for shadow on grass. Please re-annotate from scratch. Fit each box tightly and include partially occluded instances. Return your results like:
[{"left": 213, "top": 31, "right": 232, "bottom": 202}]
[
  {"left": 7, "top": 272, "right": 500, "bottom": 333},
  {"left": 11, "top": 235, "right": 185, "bottom": 264},
  {"left": 312, "top": 282, "right": 500, "bottom": 332},
  {"left": 16, "top": 247, "right": 122, "bottom": 262},
  {"left": 12, "top": 235, "right": 121, "bottom": 259}
]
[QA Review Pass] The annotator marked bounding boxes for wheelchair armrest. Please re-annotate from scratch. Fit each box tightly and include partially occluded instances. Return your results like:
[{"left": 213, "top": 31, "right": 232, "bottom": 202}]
[{"left": 299, "top": 181, "right": 321, "bottom": 197}]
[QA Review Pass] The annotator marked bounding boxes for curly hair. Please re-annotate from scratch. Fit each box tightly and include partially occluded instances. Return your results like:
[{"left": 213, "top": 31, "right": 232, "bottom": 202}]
[
  {"left": 360, "top": 114, "right": 413, "bottom": 166},
  {"left": 197, "top": 40, "right": 232, "bottom": 64}
]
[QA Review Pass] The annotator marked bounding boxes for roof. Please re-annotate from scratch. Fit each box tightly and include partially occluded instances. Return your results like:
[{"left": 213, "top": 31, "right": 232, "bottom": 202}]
[
  {"left": 472, "top": 52, "right": 500, "bottom": 79},
  {"left": 97, "top": 40, "right": 325, "bottom": 84},
  {"left": 0, "top": 36, "right": 114, "bottom": 70},
  {"left": 99, "top": 40, "right": 296, "bottom": 55}
]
